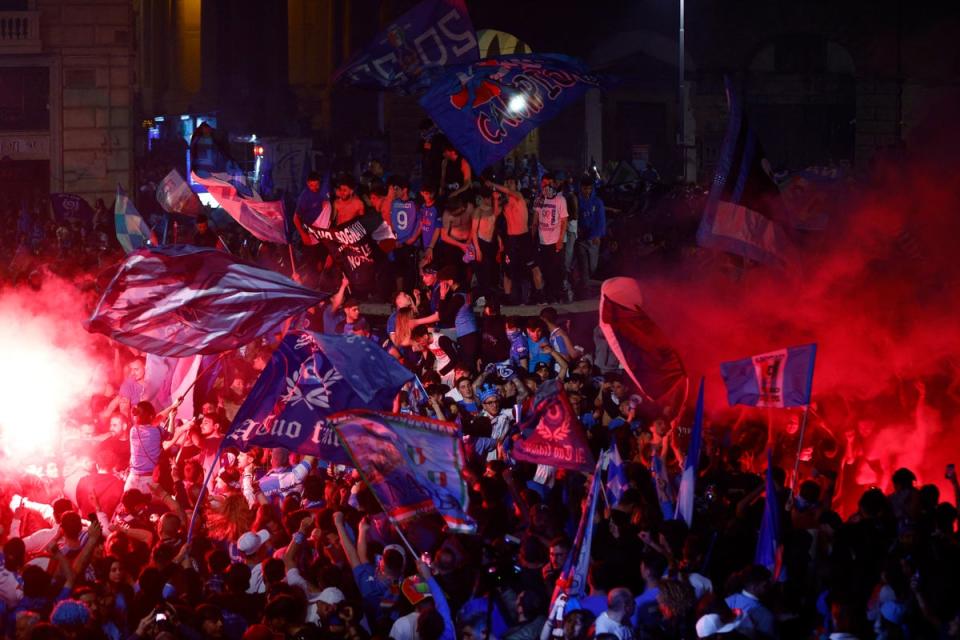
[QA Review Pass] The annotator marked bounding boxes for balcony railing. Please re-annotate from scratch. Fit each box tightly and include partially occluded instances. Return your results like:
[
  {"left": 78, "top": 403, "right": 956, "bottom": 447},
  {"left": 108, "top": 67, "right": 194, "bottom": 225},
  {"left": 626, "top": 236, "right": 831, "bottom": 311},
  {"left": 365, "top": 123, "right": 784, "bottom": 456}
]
[{"left": 0, "top": 11, "right": 40, "bottom": 54}]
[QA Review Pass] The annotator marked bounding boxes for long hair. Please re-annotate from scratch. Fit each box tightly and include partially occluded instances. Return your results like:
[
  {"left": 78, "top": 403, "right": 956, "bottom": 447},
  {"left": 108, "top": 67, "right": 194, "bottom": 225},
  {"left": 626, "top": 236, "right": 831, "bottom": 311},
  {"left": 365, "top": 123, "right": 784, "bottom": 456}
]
[
  {"left": 394, "top": 306, "right": 416, "bottom": 347},
  {"left": 206, "top": 493, "right": 254, "bottom": 543}
]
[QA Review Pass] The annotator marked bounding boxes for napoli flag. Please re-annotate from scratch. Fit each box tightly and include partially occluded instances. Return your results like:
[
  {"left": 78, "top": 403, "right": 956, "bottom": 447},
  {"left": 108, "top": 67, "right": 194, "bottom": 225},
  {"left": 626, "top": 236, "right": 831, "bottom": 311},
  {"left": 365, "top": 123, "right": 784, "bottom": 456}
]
[
  {"left": 50, "top": 193, "right": 94, "bottom": 222},
  {"left": 156, "top": 169, "right": 203, "bottom": 217},
  {"left": 85, "top": 246, "right": 326, "bottom": 356},
  {"left": 605, "top": 446, "right": 628, "bottom": 507},
  {"left": 755, "top": 449, "right": 785, "bottom": 580},
  {"left": 190, "top": 122, "right": 287, "bottom": 244},
  {"left": 697, "top": 76, "right": 792, "bottom": 265},
  {"left": 226, "top": 334, "right": 415, "bottom": 463},
  {"left": 331, "top": 410, "right": 475, "bottom": 533},
  {"left": 675, "top": 377, "right": 705, "bottom": 527},
  {"left": 420, "top": 54, "right": 603, "bottom": 171},
  {"left": 114, "top": 185, "right": 157, "bottom": 253},
  {"left": 720, "top": 343, "right": 817, "bottom": 408},
  {"left": 333, "top": 0, "right": 478, "bottom": 93},
  {"left": 513, "top": 379, "right": 594, "bottom": 473}
]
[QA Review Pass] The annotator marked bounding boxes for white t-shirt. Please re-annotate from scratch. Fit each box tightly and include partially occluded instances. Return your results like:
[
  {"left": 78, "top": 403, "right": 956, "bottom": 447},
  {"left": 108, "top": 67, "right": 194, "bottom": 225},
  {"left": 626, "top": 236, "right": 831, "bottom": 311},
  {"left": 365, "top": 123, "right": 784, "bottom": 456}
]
[
  {"left": 535, "top": 194, "right": 568, "bottom": 245},
  {"left": 595, "top": 611, "right": 633, "bottom": 640}
]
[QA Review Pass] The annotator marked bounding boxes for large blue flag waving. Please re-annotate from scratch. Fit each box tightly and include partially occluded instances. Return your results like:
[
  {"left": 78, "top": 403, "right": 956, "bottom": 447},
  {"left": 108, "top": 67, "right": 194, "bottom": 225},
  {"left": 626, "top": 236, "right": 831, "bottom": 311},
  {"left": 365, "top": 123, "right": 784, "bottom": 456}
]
[
  {"left": 333, "top": 0, "right": 477, "bottom": 93},
  {"left": 697, "top": 76, "right": 792, "bottom": 265},
  {"left": 85, "top": 246, "right": 326, "bottom": 356},
  {"left": 331, "top": 410, "right": 475, "bottom": 534},
  {"left": 420, "top": 54, "right": 602, "bottom": 171},
  {"left": 755, "top": 449, "right": 785, "bottom": 580},
  {"left": 114, "top": 185, "right": 157, "bottom": 253},
  {"left": 675, "top": 377, "right": 705, "bottom": 527},
  {"left": 720, "top": 343, "right": 816, "bottom": 408},
  {"left": 190, "top": 123, "right": 287, "bottom": 244},
  {"left": 225, "top": 334, "right": 414, "bottom": 464}
]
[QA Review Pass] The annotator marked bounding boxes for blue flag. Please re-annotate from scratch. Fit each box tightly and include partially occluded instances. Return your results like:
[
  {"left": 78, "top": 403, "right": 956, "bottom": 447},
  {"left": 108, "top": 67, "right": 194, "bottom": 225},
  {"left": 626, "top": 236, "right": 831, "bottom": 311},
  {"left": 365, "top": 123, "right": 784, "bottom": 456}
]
[
  {"left": 85, "top": 246, "right": 326, "bottom": 356},
  {"left": 190, "top": 123, "right": 287, "bottom": 244},
  {"left": 652, "top": 452, "right": 676, "bottom": 521},
  {"left": 331, "top": 410, "right": 475, "bottom": 533},
  {"left": 333, "top": 0, "right": 478, "bottom": 93},
  {"left": 675, "top": 377, "right": 705, "bottom": 527},
  {"left": 697, "top": 77, "right": 792, "bottom": 265},
  {"left": 226, "top": 334, "right": 415, "bottom": 463},
  {"left": 550, "top": 456, "right": 601, "bottom": 612},
  {"left": 605, "top": 446, "right": 628, "bottom": 507},
  {"left": 420, "top": 54, "right": 602, "bottom": 171},
  {"left": 755, "top": 449, "right": 785, "bottom": 580},
  {"left": 50, "top": 193, "right": 94, "bottom": 222},
  {"left": 720, "top": 343, "right": 816, "bottom": 408},
  {"left": 114, "top": 185, "right": 157, "bottom": 253}
]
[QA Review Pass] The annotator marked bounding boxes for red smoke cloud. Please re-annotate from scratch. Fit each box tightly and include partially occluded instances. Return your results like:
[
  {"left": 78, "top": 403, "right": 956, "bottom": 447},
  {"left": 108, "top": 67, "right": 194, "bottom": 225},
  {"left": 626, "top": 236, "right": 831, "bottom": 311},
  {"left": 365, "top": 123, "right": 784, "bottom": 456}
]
[{"left": 637, "top": 101, "right": 960, "bottom": 508}]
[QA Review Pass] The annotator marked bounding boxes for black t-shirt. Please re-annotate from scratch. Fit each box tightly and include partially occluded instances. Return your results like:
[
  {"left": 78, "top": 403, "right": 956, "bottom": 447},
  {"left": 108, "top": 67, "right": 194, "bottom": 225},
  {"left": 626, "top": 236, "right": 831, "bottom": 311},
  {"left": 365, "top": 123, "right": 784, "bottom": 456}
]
[{"left": 305, "top": 211, "right": 390, "bottom": 295}]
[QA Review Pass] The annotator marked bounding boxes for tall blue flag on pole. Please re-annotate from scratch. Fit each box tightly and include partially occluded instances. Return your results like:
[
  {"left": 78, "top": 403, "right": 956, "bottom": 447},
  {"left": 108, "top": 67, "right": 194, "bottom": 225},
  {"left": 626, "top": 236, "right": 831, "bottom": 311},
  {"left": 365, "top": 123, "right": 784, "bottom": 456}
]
[
  {"left": 331, "top": 410, "right": 475, "bottom": 534},
  {"left": 420, "top": 54, "right": 603, "bottom": 171},
  {"left": 225, "top": 334, "right": 415, "bottom": 463},
  {"left": 190, "top": 122, "right": 288, "bottom": 244},
  {"left": 85, "top": 246, "right": 326, "bottom": 356},
  {"left": 549, "top": 456, "right": 602, "bottom": 614},
  {"left": 675, "top": 377, "right": 705, "bottom": 527},
  {"left": 697, "top": 76, "right": 792, "bottom": 265},
  {"left": 755, "top": 448, "right": 785, "bottom": 580},
  {"left": 720, "top": 343, "right": 817, "bottom": 408},
  {"left": 333, "top": 0, "right": 478, "bottom": 94},
  {"left": 114, "top": 185, "right": 157, "bottom": 254}
]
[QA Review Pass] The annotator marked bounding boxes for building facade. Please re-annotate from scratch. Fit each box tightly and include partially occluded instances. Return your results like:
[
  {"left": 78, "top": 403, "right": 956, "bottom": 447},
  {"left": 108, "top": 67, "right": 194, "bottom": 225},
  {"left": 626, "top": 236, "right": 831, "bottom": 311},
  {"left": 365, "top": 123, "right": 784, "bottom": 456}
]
[{"left": 0, "top": 0, "right": 135, "bottom": 205}]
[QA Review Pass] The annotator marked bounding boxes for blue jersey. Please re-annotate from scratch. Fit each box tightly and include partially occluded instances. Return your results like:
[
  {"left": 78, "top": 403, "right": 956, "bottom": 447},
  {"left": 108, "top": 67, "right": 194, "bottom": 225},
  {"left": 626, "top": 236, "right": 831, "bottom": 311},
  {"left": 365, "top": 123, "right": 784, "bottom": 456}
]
[
  {"left": 296, "top": 188, "right": 327, "bottom": 225},
  {"left": 420, "top": 204, "right": 441, "bottom": 249},
  {"left": 391, "top": 199, "right": 420, "bottom": 245}
]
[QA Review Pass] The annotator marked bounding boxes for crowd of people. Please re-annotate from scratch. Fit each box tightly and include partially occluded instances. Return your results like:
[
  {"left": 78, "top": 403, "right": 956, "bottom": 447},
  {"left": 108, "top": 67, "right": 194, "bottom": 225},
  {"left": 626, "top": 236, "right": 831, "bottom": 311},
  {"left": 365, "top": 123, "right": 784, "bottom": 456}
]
[{"left": 0, "top": 141, "right": 957, "bottom": 640}]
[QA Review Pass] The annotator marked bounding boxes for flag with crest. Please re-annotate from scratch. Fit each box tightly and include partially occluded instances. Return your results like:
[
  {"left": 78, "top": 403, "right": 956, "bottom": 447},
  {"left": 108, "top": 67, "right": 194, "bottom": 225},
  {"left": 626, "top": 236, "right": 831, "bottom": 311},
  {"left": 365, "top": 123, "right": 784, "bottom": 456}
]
[
  {"left": 513, "top": 379, "right": 594, "bottom": 472},
  {"left": 331, "top": 410, "right": 475, "bottom": 534},
  {"left": 333, "top": 0, "right": 478, "bottom": 93},
  {"left": 224, "top": 333, "right": 414, "bottom": 462}
]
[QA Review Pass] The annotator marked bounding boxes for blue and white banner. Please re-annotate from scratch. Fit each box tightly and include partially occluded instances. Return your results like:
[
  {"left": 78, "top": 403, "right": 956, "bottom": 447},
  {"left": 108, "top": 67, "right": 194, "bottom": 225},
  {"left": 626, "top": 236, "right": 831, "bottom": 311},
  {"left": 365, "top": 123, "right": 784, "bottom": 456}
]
[
  {"left": 225, "top": 334, "right": 414, "bottom": 463},
  {"left": 333, "top": 0, "right": 477, "bottom": 93},
  {"left": 697, "top": 77, "right": 791, "bottom": 265},
  {"left": 332, "top": 410, "right": 475, "bottom": 533},
  {"left": 156, "top": 169, "right": 203, "bottom": 217},
  {"left": 114, "top": 185, "right": 157, "bottom": 254},
  {"left": 720, "top": 343, "right": 816, "bottom": 408},
  {"left": 420, "top": 54, "right": 602, "bottom": 171}
]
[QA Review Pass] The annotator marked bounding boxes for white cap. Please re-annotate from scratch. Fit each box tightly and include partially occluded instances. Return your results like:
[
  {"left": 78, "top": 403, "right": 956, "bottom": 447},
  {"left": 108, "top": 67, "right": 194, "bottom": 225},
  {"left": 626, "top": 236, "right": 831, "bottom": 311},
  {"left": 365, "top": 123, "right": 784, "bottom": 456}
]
[
  {"left": 237, "top": 529, "right": 271, "bottom": 556},
  {"left": 312, "top": 587, "right": 345, "bottom": 605}
]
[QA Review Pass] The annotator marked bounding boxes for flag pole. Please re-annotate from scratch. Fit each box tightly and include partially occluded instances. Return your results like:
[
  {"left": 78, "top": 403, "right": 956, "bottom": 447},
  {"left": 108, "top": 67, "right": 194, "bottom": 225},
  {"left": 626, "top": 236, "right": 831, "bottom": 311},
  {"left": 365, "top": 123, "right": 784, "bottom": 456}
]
[{"left": 791, "top": 345, "right": 817, "bottom": 490}]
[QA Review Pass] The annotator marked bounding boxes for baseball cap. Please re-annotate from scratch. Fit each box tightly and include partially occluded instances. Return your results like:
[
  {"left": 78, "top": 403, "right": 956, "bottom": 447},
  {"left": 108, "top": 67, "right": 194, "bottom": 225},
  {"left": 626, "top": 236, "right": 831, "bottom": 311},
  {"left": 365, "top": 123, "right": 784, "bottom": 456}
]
[
  {"left": 401, "top": 575, "right": 433, "bottom": 605},
  {"left": 237, "top": 529, "right": 271, "bottom": 556},
  {"left": 309, "top": 586, "right": 346, "bottom": 605}
]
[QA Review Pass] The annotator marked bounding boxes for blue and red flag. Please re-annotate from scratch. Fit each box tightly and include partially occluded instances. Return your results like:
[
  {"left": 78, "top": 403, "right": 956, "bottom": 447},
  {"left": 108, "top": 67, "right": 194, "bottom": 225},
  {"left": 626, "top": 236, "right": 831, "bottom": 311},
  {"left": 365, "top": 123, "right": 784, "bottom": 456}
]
[
  {"left": 697, "top": 76, "right": 792, "bottom": 265},
  {"left": 675, "top": 378, "right": 705, "bottom": 527},
  {"left": 419, "top": 54, "right": 602, "bottom": 171},
  {"left": 513, "top": 378, "right": 594, "bottom": 473},
  {"left": 114, "top": 185, "right": 157, "bottom": 254},
  {"left": 333, "top": 0, "right": 478, "bottom": 93},
  {"left": 598, "top": 277, "right": 688, "bottom": 418},
  {"left": 331, "top": 410, "right": 475, "bottom": 533},
  {"left": 85, "top": 246, "right": 326, "bottom": 356},
  {"left": 50, "top": 193, "right": 94, "bottom": 222},
  {"left": 549, "top": 456, "right": 602, "bottom": 615},
  {"left": 190, "top": 123, "right": 287, "bottom": 244},
  {"left": 225, "top": 334, "right": 414, "bottom": 464},
  {"left": 755, "top": 449, "right": 785, "bottom": 580},
  {"left": 720, "top": 343, "right": 816, "bottom": 408}
]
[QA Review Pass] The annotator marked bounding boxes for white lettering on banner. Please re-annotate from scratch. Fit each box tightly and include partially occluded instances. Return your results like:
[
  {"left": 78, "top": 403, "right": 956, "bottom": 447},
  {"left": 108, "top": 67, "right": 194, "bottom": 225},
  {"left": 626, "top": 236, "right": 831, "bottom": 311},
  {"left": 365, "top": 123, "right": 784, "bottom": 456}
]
[
  {"left": 751, "top": 349, "right": 788, "bottom": 408},
  {"left": 436, "top": 9, "right": 477, "bottom": 57},
  {"left": 414, "top": 27, "right": 448, "bottom": 66},
  {"left": 310, "top": 421, "right": 340, "bottom": 447}
]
